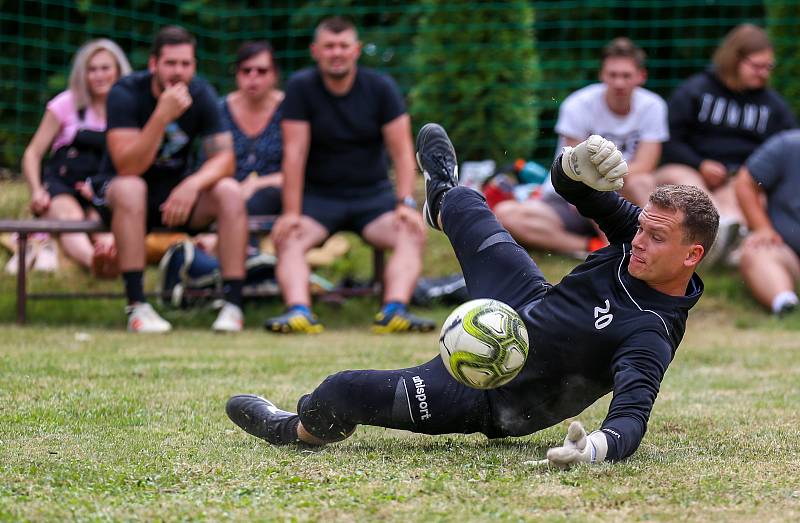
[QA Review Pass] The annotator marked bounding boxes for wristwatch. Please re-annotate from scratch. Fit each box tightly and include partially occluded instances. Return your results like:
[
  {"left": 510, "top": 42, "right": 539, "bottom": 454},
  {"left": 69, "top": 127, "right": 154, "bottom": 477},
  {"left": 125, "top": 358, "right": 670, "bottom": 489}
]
[{"left": 398, "top": 196, "right": 417, "bottom": 209}]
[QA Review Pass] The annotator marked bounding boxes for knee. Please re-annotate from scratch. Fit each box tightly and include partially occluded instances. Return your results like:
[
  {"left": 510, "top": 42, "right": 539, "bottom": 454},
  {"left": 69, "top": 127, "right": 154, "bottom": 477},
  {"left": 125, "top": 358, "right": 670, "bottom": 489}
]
[
  {"left": 273, "top": 223, "right": 316, "bottom": 254},
  {"left": 622, "top": 175, "right": 656, "bottom": 205},
  {"left": 655, "top": 164, "right": 700, "bottom": 187},
  {"left": 397, "top": 220, "right": 427, "bottom": 249},
  {"left": 211, "top": 178, "right": 246, "bottom": 212},
  {"left": 273, "top": 232, "right": 299, "bottom": 254},
  {"left": 108, "top": 177, "right": 147, "bottom": 212},
  {"left": 48, "top": 199, "right": 86, "bottom": 221},
  {"left": 493, "top": 201, "right": 518, "bottom": 227},
  {"left": 627, "top": 174, "right": 655, "bottom": 193},
  {"left": 738, "top": 242, "right": 761, "bottom": 273}
]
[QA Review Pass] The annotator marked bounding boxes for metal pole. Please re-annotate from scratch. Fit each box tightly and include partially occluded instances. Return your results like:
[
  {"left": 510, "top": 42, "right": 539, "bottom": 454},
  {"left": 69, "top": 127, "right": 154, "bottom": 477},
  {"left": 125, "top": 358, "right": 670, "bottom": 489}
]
[{"left": 16, "top": 233, "right": 28, "bottom": 325}]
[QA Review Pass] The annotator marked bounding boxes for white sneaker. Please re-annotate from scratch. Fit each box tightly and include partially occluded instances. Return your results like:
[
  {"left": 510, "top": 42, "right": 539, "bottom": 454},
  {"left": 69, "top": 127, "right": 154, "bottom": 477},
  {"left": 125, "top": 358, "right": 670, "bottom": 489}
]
[
  {"left": 126, "top": 302, "right": 172, "bottom": 333},
  {"left": 33, "top": 238, "right": 59, "bottom": 272},
  {"left": 4, "top": 235, "right": 36, "bottom": 275},
  {"left": 212, "top": 302, "right": 244, "bottom": 332}
]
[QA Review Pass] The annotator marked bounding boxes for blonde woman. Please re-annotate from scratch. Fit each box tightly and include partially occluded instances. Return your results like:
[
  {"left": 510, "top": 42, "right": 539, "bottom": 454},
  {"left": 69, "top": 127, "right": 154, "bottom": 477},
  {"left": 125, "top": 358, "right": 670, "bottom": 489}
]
[{"left": 22, "top": 38, "right": 132, "bottom": 276}]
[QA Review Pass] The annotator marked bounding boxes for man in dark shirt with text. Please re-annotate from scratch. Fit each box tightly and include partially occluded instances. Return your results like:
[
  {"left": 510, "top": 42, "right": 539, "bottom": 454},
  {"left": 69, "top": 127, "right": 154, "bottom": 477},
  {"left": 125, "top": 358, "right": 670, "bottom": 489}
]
[
  {"left": 227, "top": 125, "right": 719, "bottom": 468},
  {"left": 102, "top": 26, "right": 247, "bottom": 333},
  {"left": 265, "top": 16, "right": 433, "bottom": 334}
]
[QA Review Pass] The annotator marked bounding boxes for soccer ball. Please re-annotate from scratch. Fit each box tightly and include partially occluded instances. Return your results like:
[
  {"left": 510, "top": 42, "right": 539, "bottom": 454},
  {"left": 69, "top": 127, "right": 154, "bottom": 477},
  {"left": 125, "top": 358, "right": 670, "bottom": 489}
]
[{"left": 439, "top": 299, "right": 529, "bottom": 389}]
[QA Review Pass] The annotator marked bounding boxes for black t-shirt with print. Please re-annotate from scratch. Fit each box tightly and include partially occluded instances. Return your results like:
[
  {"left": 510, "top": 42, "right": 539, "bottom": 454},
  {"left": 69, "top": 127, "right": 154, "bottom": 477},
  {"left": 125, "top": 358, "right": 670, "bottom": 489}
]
[
  {"left": 103, "top": 70, "right": 223, "bottom": 188},
  {"left": 662, "top": 69, "right": 796, "bottom": 171}
]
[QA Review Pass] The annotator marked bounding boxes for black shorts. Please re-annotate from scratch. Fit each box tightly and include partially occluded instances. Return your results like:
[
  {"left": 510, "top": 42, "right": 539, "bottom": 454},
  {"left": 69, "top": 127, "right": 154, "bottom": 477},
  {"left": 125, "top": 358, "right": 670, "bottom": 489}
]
[
  {"left": 542, "top": 191, "right": 596, "bottom": 237},
  {"left": 246, "top": 186, "right": 282, "bottom": 216},
  {"left": 302, "top": 188, "right": 395, "bottom": 235},
  {"left": 96, "top": 179, "right": 200, "bottom": 233},
  {"left": 42, "top": 174, "right": 93, "bottom": 211}
]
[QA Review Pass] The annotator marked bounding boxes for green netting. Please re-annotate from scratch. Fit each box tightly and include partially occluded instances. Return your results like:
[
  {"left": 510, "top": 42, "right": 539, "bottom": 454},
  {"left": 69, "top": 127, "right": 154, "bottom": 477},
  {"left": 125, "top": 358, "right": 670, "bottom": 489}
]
[{"left": 1, "top": 0, "right": 796, "bottom": 171}]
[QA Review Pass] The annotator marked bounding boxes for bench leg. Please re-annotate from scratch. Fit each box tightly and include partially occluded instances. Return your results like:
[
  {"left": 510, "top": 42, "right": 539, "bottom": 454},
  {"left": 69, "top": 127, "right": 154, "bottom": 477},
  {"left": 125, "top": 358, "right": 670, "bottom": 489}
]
[
  {"left": 372, "top": 248, "right": 385, "bottom": 292},
  {"left": 16, "top": 233, "right": 28, "bottom": 325}
]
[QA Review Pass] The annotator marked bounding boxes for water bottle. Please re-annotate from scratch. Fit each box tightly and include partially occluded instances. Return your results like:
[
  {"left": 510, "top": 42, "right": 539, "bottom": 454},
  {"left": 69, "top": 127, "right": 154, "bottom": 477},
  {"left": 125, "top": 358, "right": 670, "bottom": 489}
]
[{"left": 514, "top": 159, "right": 549, "bottom": 185}]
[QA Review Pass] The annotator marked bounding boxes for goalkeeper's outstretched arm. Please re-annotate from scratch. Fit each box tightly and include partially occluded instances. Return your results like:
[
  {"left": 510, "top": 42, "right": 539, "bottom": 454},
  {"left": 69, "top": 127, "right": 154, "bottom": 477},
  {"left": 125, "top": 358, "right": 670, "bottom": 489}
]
[
  {"left": 551, "top": 135, "right": 640, "bottom": 245},
  {"left": 542, "top": 335, "right": 672, "bottom": 469}
]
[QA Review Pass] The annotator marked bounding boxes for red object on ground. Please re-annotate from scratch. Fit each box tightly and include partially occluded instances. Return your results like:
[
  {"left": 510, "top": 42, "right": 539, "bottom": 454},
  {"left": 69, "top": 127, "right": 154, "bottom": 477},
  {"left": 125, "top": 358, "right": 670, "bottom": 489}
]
[{"left": 587, "top": 236, "right": 609, "bottom": 253}]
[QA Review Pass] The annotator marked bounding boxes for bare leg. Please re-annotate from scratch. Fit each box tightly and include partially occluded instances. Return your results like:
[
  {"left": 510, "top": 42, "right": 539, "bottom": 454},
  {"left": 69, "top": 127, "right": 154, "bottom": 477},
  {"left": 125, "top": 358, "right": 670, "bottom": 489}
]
[
  {"left": 361, "top": 211, "right": 426, "bottom": 303},
  {"left": 712, "top": 182, "right": 744, "bottom": 223},
  {"left": 654, "top": 163, "right": 707, "bottom": 187},
  {"left": 106, "top": 177, "right": 148, "bottom": 272},
  {"left": 45, "top": 195, "right": 95, "bottom": 268},
  {"left": 740, "top": 241, "right": 800, "bottom": 310},
  {"left": 87, "top": 207, "right": 115, "bottom": 250},
  {"left": 81, "top": 207, "right": 119, "bottom": 278},
  {"left": 273, "top": 217, "right": 329, "bottom": 307},
  {"left": 298, "top": 422, "right": 340, "bottom": 445},
  {"left": 655, "top": 163, "right": 742, "bottom": 220},
  {"left": 494, "top": 199, "right": 588, "bottom": 254},
  {"left": 619, "top": 172, "right": 655, "bottom": 207},
  {"left": 188, "top": 178, "right": 247, "bottom": 279}
]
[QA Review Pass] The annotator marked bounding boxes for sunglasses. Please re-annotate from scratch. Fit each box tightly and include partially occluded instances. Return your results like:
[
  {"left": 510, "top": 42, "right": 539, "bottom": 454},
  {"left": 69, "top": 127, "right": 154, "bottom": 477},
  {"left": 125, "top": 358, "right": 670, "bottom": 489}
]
[{"left": 238, "top": 66, "right": 271, "bottom": 75}]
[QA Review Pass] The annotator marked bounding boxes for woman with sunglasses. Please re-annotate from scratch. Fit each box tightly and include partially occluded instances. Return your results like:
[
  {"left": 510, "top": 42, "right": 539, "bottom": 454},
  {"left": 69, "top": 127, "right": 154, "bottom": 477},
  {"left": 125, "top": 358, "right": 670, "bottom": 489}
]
[
  {"left": 22, "top": 39, "right": 132, "bottom": 276},
  {"left": 170, "top": 42, "right": 284, "bottom": 295},
  {"left": 656, "top": 24, "right": 796, "bottom": 264},
  {"left": 221, "top": 41, "right": 284, "bottom": 220}
]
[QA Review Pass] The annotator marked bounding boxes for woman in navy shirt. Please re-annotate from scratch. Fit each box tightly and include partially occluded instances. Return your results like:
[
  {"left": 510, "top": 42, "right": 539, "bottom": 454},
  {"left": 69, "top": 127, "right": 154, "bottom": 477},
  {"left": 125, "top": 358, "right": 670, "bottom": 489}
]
[{"left": 221, "top": 41, "right": 284, "bottom": 216}]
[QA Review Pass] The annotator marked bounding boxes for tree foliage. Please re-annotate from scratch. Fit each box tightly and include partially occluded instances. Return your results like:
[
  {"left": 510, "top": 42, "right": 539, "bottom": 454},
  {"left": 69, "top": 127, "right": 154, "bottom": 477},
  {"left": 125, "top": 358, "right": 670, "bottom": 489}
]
[
  {"left": 765, "top": 1, "right": 800, "bottom": 119},
  {"left": 409, "top": 1, "right": 540, "bottom": 162}
]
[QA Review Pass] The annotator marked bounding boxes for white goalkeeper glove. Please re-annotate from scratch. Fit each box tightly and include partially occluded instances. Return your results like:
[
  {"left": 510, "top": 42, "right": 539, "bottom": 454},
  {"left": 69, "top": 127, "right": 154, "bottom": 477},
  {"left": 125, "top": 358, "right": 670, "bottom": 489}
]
[
  {"left": 561, "top": 135, "right": 627, "bottom": 192},
  {"left": 544, "top": 421, "right": 608, "bottom": 469}
]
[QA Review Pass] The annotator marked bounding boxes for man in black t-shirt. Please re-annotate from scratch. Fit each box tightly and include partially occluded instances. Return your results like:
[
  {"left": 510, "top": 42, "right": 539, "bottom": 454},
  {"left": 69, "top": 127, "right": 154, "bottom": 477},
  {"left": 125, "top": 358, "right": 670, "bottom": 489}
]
[
  {"left": 265, "top": 17, "right": 434, "bottom": 334},
  {"left": 102, "top": 26, "right": 247, "bottom": 333}
]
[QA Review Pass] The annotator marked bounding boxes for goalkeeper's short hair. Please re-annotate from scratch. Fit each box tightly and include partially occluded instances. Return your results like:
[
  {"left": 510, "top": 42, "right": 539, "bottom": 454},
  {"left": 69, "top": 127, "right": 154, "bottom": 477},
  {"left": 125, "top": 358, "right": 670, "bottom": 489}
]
[{"left": 649, "top": 185, "right": 719, "bottom": 253}]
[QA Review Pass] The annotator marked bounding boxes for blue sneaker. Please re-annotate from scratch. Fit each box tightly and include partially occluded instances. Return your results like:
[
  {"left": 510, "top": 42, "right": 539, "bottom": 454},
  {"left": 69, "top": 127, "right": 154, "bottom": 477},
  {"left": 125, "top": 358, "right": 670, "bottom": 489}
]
[
  {"left": 263, "top": 308, "right": 324, "bottom": 334},
  {"left": 416, "top": 123, "right": 459, "bottom": 230},
  {"left": 373, "top": 307, "right": 436, "bottom": 334}
]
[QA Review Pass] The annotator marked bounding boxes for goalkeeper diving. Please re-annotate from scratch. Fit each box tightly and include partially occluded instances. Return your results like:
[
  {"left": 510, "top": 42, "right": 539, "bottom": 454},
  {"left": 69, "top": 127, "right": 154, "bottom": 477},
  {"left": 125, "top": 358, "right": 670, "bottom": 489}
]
[{"left": 226, "top": 125, "right": 719, "bottom": 468}]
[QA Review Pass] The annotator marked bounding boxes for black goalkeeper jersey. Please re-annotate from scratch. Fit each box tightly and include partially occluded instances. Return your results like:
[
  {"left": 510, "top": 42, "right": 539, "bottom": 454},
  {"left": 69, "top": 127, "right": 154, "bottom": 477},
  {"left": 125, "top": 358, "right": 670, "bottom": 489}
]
[{"left": 489, "top": 160, "right": 703, "bottom": 460}]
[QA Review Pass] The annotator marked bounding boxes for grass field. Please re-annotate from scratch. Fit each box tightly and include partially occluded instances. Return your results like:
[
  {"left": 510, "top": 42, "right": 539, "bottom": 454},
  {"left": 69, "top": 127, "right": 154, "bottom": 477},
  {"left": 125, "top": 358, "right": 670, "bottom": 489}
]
[
  {"left": 1, "top": 310, "right": 799, "bottom": 521},
  {"left": 2, "top": 179, "right": 800, "bottom": 521}
]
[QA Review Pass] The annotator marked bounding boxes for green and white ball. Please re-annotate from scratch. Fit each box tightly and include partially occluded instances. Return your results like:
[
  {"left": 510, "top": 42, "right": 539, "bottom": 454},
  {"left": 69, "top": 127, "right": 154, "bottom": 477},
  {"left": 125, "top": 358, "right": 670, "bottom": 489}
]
[{"left": 439, "top": 299, "right": 529, "bottom": 389}]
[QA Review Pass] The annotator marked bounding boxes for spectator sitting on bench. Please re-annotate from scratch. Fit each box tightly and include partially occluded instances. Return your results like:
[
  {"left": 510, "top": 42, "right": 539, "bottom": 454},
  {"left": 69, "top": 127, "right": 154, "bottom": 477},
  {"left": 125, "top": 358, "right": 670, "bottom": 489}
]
[
  {"left": 98, "top": 25, "right": 247, "bottom": 333},
  {"left": 265, "top": 16, "right": 434, "bottom": 334},
  {"left": 225, "top": 41, "right": 284, "bottom": 222},
  {"left": 22, "top": 39, "right": 131, "bottom": 277},
  {"left": 195, "top": 40, "right": 285, "bottom": 257}
]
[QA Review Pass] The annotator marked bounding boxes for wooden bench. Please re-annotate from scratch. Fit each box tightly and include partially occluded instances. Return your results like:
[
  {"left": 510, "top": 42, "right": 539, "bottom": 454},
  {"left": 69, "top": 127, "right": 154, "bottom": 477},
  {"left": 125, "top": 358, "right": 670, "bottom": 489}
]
[{"left": 0, "top": 217, "right": 384, "bottom": 325}]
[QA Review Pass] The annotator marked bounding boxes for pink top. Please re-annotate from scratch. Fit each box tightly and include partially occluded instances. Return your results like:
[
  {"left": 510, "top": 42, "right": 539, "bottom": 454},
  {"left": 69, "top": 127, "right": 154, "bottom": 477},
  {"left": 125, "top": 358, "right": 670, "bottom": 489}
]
[{"left": 46, "top": 90, "right": 106, "bottom": 152}]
